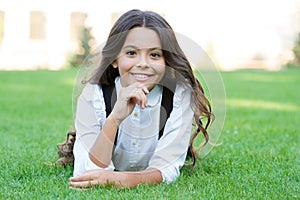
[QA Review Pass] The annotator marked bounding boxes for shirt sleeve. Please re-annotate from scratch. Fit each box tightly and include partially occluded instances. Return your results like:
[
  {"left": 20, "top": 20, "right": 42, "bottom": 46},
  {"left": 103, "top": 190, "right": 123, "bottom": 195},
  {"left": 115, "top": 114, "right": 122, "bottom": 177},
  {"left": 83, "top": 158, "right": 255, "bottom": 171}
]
[
  {"left": 73, "top": 83, "right": 114, "bottom": 177},
  {"left": 147, "top": 83, "right": 194, "bottom": 183}
]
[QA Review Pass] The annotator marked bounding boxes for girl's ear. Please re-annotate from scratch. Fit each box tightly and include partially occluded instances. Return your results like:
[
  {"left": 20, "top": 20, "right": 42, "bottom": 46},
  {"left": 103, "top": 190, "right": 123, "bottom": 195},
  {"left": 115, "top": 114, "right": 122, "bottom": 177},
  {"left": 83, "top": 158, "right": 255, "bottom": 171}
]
[{"left": 112, "top": 61, "right": 118, "bottom": 68}]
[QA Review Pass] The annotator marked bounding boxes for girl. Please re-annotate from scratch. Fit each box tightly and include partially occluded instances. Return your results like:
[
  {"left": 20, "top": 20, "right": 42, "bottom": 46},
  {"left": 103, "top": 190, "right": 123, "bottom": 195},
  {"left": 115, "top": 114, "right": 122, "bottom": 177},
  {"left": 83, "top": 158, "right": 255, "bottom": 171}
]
[{"left": 59, "top": 9, "right": 213, "bottom": 188}]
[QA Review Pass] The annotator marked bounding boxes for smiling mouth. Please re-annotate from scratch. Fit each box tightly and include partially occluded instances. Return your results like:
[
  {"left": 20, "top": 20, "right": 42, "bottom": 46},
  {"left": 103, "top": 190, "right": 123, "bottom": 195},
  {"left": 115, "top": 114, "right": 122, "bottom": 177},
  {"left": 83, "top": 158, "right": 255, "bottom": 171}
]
[{"left": 130, "top": 73, "right": 153, "bottom": 81}]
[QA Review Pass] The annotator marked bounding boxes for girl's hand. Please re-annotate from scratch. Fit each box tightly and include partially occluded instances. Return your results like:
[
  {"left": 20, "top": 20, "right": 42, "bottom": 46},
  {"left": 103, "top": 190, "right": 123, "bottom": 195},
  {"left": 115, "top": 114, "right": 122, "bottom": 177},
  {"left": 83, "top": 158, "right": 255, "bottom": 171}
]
[
  {"left": 111, "top": 83, "right": 149, "bottom": 124},
  {"left": 69, "top": 169, "right": 115, "bottom": 188},
  {"left": 69, "top": 168, "right": 163, "bottom": 188}
]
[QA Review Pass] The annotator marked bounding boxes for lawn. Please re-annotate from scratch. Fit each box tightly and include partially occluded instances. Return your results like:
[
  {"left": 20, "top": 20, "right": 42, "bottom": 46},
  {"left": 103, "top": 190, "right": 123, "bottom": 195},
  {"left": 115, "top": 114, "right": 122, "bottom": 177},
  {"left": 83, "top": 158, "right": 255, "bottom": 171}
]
[{"left": 0, "top": 68, "right": 299, "bottom": 199}]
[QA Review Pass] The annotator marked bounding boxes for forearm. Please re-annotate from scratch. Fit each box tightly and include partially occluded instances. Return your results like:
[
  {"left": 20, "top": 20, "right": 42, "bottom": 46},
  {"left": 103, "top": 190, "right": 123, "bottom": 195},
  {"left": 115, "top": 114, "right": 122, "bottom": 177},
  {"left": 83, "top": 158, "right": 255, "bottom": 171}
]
[
  {"left": 89, "top": 114, "right": 121, "bottom": 168},
  {"left": 110, "top": 168, "right": 163, "bottom": 188}
]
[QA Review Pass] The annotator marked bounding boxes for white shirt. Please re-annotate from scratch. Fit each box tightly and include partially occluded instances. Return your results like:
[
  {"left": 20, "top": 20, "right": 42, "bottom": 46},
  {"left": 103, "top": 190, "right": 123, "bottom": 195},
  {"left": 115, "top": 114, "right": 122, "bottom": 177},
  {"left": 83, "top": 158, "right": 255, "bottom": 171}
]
[{"left": 73, "top": 77, "right": 194, "bottom": 183}]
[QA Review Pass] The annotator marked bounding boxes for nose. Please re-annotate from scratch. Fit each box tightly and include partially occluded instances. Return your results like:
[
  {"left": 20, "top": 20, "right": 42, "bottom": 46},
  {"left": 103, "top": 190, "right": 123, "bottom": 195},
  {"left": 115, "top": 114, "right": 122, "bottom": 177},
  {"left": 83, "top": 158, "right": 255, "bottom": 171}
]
[{"left": 137, "top": 55, "right": 149, "bottom": 68}]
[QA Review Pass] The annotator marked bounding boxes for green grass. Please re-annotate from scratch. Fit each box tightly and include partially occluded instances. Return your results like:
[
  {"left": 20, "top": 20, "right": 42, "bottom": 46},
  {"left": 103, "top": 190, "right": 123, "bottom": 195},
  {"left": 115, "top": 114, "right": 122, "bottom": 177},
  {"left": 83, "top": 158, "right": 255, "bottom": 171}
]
[{"left": 0, "top": 69, "right": 299, "bottom": 199}]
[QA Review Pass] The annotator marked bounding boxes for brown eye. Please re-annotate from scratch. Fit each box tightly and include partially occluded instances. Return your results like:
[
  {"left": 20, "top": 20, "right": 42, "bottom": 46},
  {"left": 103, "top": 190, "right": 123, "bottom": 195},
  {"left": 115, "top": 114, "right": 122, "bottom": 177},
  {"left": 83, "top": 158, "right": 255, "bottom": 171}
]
[
  {"left": 126, "top": 50, "right": 136, "bottom": 56},
  {"left": 150, "top": 52, "right": 161, "bottom": 58}
]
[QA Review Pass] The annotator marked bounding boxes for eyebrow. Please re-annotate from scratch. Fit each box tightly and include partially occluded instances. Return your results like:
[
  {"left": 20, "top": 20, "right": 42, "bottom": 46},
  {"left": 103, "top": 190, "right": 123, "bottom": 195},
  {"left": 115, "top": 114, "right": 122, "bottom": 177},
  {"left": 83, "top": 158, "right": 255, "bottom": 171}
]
[{"left": 122, "top": 45, "right": 162, "bottom": 51}]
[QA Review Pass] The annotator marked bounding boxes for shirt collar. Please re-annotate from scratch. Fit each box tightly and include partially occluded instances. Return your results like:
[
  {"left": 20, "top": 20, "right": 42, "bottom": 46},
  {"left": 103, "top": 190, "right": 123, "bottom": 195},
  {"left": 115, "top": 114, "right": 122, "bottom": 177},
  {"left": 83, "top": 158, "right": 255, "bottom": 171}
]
[{"left": 115, "top": 77, "right": 162, "bottom": 107}]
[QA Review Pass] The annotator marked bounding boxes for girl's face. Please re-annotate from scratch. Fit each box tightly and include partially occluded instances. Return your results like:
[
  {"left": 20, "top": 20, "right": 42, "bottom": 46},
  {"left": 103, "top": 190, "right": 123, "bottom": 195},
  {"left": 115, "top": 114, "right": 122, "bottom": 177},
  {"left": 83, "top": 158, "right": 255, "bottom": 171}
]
[{"left": 112, "top": 27, "right": 166, "bottom": 90}]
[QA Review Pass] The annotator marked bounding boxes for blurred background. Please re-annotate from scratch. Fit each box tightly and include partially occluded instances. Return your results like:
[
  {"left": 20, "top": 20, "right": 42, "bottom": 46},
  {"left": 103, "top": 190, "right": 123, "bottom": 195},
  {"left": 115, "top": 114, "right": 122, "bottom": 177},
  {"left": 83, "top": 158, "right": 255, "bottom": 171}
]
[{"left": 0, "top": 0, "right": 299, "bottom": 71}]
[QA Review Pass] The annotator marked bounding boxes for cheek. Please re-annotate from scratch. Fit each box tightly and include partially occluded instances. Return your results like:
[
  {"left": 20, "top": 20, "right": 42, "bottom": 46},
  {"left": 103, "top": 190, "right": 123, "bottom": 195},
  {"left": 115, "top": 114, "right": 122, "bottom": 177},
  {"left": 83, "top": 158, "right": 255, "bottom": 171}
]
[
  {"left": 116, "top": 59, "right": 135, "bottom": 75},
  {"left": 158, "top": 67, "right": 166, "bottom": 77},
  {"left": 154, "top": 61, "right": 166, "bottom": 76}
]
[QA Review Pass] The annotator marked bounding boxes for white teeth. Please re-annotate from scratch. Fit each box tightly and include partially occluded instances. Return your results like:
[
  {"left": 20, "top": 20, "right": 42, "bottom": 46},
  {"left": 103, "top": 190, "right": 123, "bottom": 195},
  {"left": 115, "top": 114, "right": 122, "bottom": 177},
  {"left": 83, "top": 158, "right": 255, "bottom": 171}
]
[{"left": 133, "top": 74, "right": 148, "bottom": 78}]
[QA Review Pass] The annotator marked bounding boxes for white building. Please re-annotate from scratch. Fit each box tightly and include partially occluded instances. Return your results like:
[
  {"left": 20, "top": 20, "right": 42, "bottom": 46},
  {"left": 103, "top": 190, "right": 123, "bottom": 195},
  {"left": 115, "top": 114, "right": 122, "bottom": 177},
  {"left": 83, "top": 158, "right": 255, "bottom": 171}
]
[
  {"left": 0, "top": 0, "right": 115, "bottom": 70},
  {"left": 0, "top": 0, "right": 298, "bottom": 70}
]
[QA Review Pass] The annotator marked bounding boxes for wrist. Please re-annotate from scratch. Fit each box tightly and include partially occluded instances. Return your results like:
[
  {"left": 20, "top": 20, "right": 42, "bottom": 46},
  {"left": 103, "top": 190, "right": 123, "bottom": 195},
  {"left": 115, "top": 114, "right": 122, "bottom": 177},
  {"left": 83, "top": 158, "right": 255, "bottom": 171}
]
[{"left": 108, "top": 112, "right": 123, "bottom": 127}]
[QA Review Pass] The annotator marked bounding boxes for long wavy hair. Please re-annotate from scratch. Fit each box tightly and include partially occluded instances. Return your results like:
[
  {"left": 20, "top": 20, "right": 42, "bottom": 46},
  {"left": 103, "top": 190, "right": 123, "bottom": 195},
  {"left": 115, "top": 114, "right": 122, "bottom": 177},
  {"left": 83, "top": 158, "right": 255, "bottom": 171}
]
[
  {"left": 89, "top": 9, "right": 213, "bottom": 170},
  {"left": 57, "top": 9, "right": 213, "bottom": 171}
]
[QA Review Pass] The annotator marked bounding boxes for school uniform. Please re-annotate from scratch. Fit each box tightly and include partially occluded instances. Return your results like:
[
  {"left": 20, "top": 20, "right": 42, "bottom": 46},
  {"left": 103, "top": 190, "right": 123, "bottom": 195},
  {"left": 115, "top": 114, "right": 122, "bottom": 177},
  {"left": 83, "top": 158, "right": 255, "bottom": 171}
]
[{"left": 73, "top": 77, "right": 194, "bottom": 183}]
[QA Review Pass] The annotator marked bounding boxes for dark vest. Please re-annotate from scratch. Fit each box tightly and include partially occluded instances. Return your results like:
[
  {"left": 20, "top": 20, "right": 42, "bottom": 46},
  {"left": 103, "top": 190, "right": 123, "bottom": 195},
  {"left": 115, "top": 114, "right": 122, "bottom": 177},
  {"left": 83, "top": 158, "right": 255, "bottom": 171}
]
[{"left": 101, "top": 83, "right": 175, "bottom": 144}]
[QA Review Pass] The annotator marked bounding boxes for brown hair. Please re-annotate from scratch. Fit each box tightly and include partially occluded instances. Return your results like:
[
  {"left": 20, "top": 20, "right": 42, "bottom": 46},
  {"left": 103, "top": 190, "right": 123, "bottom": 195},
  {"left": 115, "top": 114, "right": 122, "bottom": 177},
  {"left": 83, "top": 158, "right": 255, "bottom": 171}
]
[{"left": 57, "top": 9, "right": 213, "bottom": 171}]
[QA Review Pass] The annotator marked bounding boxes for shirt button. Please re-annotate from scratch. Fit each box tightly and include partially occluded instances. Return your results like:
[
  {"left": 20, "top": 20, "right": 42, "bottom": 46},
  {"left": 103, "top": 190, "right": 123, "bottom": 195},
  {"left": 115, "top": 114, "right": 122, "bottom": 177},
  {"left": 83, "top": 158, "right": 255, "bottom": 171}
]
[
  {"left": 133, "top": 112, "right": 138, "bottom": 117},
  {"left": 132, "top": 140, "right": 137, "bottom": 145}
]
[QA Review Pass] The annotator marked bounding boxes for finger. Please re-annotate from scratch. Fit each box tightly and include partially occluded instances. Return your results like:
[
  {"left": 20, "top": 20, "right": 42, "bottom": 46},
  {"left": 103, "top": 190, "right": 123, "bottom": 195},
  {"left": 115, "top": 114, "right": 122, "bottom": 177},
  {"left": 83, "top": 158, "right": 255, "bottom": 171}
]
[
  {"left": 140, "top": 90, "right": 148, "bottom": 108},
  {"left": 69, "top": 180, "right": 91, "bottom": 188},
  {"left": 130, "top": 91, "right": 142, "bottom": 107},
  {"left": 138, "top": 87, "right": 149, "bottom": 108},
  {"left": 70, "top": 175, "right": 89, "bottom": 182},
  {"left": 69, "top": 169, "right": 99, "bottom": 182},
  {"left": 69, "top": 179, "right": 99, "bottom": 188},
  {"left": 141, "top": 86, "right": 150, "bottom": 94},
  {"left": 133, "top": 89, "right": 147, "bottom": 108},
  {"left": 131, "top": 83, "right": 149, "bottom": 95}
]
